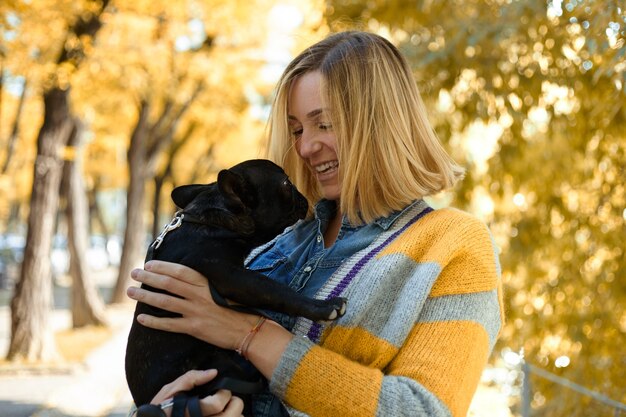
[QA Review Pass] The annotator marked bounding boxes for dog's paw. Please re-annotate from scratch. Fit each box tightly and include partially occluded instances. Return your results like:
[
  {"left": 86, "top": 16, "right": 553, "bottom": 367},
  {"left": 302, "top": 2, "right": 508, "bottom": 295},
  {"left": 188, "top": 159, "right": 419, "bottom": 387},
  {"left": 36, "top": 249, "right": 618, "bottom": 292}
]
[{"left": 326, "top": 297, "right": 347, "bottom": 320}]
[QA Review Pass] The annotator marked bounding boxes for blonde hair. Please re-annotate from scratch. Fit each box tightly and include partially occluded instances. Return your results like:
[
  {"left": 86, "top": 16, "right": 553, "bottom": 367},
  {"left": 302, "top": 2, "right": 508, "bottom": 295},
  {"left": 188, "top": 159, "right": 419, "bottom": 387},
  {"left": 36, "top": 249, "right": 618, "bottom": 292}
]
[{"left": 266, "top": 31, "right": 465, "bottom": 224}]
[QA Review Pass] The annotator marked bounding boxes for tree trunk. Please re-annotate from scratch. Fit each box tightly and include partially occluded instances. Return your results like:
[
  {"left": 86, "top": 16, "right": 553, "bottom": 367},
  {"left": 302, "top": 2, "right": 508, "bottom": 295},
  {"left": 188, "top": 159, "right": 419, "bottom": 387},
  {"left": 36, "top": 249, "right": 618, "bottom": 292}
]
[
  {"left": 6, "top": 202, "right": 22, "bottom": 232},
  {"left": 151, "top": 122, "right": 198, "bottom": 238},
  {"left": 7, "top": 0, "right": 111, "bottom": 361},
  {"left": 110, "top": 101, "right": 151, "bottom": 303},
  {"left": 110, "top": 84, "right": 204, "bottom": 304},
  {"left": 7, "top": 88, "right": 73, "bottom": 362},
  {"left": 1, "top": 78, "right": 27, "bottom": 174},
  {"left": 88, "top": 178, "right": 111, "bottom": 238},
  {"left": 152, "top": 175, "right": 166, "bottom": 240},
  {"left": 63, "top": 120, "right": 108, "bottom": 328}
]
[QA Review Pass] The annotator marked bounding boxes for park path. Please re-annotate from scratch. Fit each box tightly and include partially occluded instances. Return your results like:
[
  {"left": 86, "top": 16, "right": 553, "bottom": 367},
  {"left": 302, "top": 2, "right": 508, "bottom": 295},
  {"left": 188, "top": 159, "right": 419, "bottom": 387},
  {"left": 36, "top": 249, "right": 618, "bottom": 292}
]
[{"left": 0, "top": 267, "right": 135, "bottom": 417}]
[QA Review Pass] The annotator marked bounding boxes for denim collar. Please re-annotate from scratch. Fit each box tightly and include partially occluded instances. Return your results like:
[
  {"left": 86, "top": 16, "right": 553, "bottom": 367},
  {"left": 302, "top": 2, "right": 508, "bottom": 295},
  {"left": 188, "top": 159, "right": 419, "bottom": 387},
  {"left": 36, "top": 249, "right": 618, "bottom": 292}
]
[{"left": 313, "top": 199, "right": 425, "bottom": 231}]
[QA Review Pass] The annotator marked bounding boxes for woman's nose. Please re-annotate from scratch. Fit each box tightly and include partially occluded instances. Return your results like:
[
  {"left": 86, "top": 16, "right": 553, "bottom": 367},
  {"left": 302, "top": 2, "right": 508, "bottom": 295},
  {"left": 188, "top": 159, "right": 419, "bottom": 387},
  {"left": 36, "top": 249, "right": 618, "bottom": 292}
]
[{"left": 297, "top": 131, "right": 322, "bottom": 157}]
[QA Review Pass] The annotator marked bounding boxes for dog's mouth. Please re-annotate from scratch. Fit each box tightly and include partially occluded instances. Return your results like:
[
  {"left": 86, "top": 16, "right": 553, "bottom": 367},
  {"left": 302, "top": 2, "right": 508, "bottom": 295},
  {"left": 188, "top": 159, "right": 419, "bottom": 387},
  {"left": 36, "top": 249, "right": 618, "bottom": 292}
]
[
  {"left": 295, "top": 197, "right": 309, "bottom": 219},
  {"left": 283, "top": 192, "right": 308, "bottom": 225}
]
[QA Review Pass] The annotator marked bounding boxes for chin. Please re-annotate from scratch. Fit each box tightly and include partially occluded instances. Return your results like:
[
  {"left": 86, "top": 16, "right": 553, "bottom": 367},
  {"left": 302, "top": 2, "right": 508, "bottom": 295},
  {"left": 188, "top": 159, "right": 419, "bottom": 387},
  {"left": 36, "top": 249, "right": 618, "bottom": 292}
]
[{"left": 321, "top": 187, "right": 341, "bottom": 201}]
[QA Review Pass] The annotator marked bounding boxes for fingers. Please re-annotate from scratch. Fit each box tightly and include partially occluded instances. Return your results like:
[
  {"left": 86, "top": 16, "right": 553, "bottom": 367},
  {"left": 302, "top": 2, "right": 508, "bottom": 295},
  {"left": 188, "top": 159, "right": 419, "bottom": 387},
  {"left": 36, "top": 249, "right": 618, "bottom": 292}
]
[
  {"left": 200, "top": 390, "right": 235, "bottom": 416},
  {"left": 130, "top": 268, "right": 193, "bottom": 298},
  {"left": 218, "top": 397, "right": 243, "bottom": 417},
  {"left": 146, "top": 260, "right": 208, "bottom": 286},
  {"left": 129, "top": 266, "right": 213, "bottom": 306},
  {"left": 151, "top": 369, "right": 218, "bottom": 404},
  {"left": 127, "top": 286, "right": 188, "bottom": 316},
  {"left": 150, "top": 370, "right": 243, "bottom": 417},
  {"left": 135, "top": 313, "right": 184, "bottom": 332}
]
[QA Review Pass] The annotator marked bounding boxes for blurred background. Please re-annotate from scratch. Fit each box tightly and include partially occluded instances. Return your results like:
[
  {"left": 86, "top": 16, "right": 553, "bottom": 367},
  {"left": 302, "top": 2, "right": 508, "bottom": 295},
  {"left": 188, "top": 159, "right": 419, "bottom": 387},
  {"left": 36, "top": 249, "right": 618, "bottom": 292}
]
[{"left": 0, "top": 1, "right": 624, "bottom": 416}]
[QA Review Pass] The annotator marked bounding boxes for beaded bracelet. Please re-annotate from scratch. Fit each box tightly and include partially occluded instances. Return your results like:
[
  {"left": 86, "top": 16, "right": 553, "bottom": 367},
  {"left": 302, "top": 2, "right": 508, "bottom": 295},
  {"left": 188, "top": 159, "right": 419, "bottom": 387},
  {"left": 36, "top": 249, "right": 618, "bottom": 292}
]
[{"left": 235, "top": 316, "right": 266, "bottom": 360}]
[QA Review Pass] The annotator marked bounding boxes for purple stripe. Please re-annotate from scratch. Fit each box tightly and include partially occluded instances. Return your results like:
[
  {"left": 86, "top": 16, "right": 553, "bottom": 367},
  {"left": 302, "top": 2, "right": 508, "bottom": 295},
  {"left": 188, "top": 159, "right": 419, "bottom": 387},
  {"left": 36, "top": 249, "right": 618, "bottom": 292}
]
[{"left": 307, "top": 206, "right": 433, "bottom": 340}]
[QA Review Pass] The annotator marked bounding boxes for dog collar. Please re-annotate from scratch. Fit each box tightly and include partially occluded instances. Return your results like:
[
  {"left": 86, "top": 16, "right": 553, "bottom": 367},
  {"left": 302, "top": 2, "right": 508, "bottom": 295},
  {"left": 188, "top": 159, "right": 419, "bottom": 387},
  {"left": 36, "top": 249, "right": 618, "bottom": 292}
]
[
  {"left": 151, "top": 211, "right": 185, "bottom": 250},
  {"left": 151, "top": 210, "right": 212, "bottom": 250}
]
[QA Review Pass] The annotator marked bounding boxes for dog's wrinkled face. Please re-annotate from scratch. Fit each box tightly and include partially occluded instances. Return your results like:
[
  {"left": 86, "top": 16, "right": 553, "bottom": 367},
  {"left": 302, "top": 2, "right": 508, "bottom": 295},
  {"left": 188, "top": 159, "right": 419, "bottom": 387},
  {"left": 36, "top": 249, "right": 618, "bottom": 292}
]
[
  {"left": 227, "top": 160, "right": 309, "bottom": 244},
  {"left": 171, "top": 159, "right": 308, "bottom": 245}
]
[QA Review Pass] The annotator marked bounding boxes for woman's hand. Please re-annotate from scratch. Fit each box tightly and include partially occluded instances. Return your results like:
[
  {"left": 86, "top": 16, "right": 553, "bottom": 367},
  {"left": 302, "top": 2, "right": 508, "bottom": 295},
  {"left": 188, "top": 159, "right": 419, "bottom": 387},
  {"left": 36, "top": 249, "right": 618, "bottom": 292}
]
[
  {"left": 127, "top": 259, "right": 294, "bottom": 380},
  {"left": 127, "top": 260, "right": 257, "bottom": 350},
  {"left": 151, "top": 369, "right": 244, "bottom": 417}
]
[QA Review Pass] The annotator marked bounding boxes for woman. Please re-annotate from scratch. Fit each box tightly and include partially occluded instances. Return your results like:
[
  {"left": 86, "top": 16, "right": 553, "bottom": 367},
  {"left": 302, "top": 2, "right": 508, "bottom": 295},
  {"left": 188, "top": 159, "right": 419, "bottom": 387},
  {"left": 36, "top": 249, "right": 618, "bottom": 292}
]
[{"left": 127, "top": 31, "right": 504, "bottom": 417}]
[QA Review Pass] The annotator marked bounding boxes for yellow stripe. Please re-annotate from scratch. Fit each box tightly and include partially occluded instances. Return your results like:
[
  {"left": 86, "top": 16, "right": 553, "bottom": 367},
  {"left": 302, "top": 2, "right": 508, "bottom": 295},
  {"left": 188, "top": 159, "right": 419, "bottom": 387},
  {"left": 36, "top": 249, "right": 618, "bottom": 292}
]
[
  {"left": 379, "top": 209, "right": 499, "bottom": 296},
  {"left": 321, "top": 326, "right": 398, "bottom": 368},
  {"left": 386, "top": 320, "right": 491, "bottom": 417},
  {"left": 286, "top": 344, "right": 382, "bottom": 417}
]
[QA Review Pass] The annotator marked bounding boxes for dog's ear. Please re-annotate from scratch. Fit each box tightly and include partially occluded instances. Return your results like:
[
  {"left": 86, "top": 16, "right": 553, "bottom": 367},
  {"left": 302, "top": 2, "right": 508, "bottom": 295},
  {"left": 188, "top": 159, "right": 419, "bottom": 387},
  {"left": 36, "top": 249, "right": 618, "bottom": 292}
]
[
  {"left": 217, "top": 169, "right": 253, "bottom": 213},
  {"left": 171, "top": 184, "right": 207, "bottom": 209}
]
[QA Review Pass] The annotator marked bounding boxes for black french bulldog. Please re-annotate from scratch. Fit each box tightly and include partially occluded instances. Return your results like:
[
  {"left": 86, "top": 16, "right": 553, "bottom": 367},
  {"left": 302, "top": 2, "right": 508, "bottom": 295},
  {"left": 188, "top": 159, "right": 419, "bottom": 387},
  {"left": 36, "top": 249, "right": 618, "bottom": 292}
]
[{"left": 125, "top": 159, "right": 346, "bottom": 414}]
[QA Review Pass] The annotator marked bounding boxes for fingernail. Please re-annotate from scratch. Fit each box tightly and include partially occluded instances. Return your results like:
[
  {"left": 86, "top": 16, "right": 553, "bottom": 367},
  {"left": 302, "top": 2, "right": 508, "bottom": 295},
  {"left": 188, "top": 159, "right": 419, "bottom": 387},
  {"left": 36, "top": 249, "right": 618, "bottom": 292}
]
[
  {"left": 144, "top": 261, "right": 153, "bottom": 271},
  {"left": 130, "top": 269, "right": 138, "bottom": 278},
  {"left": 127, "top": 287, "right": 136, "bottom": 297}
]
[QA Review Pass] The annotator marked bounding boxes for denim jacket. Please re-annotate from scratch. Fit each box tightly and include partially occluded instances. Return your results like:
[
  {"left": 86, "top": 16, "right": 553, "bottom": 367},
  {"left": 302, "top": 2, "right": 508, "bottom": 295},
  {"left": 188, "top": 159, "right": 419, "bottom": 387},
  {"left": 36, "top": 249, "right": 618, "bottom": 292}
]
[{"left": 246, "top": 199, "right": 414, "bottom": 417}]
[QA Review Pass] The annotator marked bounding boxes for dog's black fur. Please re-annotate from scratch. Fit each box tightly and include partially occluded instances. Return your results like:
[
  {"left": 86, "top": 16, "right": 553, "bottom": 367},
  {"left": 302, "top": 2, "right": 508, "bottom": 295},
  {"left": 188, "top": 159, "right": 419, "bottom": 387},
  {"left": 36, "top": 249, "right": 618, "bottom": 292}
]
[{"left": 125, "top": 159, "right": 347, "bottom": 411}]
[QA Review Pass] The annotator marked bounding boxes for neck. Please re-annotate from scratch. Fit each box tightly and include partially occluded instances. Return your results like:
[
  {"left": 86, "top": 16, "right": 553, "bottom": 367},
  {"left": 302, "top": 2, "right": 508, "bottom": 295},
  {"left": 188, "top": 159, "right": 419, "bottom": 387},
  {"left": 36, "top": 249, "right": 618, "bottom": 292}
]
[{"left": 323, "top": 209, "right": 342, "bottom": 248}]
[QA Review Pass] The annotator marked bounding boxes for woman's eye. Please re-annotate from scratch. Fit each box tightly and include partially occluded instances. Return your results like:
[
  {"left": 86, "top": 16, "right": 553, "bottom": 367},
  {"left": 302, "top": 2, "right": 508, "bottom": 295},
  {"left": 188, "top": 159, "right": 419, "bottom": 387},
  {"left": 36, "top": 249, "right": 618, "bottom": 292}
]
[
  {"left": 319, "top": 123, "right": 332, "bottom": 130},
  {"left": 291, "top": 128, "right": 303, "bottom": 138}
]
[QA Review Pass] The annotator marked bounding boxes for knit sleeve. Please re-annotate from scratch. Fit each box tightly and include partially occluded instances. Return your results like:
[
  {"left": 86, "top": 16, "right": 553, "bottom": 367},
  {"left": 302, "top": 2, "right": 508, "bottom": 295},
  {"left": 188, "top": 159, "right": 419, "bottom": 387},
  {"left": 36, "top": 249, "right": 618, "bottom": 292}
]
[
  {"left": 383, "top": 210, "right": 504, "bottom": 416},
  {"left": 269, "top": 209, "right": 504, "bottom": 417},
  {"left": 271, "top": 336, "right": 452, "bottom": 417}
]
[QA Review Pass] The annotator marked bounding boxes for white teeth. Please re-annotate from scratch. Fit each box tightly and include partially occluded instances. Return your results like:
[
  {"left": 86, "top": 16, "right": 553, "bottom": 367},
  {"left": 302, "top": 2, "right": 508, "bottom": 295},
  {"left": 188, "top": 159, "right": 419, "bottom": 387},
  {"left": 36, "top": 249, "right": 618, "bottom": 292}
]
[{"left": 315, "top": 161, "right": 339, "bottom": 173}]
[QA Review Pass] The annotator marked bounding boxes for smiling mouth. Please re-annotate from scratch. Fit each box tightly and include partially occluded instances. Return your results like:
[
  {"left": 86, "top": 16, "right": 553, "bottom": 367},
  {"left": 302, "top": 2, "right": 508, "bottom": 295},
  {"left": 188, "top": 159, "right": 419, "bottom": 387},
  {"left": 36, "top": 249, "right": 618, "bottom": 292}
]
[{"left": 315, "top": 160, "right": 339, "bottom": 174}]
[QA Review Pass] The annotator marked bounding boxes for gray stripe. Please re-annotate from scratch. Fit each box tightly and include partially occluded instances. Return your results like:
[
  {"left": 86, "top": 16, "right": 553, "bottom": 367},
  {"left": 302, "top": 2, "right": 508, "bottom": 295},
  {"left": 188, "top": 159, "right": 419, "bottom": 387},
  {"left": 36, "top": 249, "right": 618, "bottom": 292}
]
[
  {"left": 269, "top": 335, "right": 314, "bottom": 398},
  {"left": 377, "top": 376, "right": 452, "bottom": 417},
  {"left": 285, "top": 407, "right": 310, "bottom": 417},
  {"left": 418, "top": 289, "right": 502, "bottom": 348},
  {"left": 338, "top": 257, "right": 441, "bottom": 347}
]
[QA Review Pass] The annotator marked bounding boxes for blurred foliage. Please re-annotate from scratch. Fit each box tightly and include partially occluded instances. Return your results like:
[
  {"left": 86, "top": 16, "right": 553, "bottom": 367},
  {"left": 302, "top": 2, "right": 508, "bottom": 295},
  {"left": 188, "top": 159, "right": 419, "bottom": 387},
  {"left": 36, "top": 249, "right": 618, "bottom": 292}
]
[
  {"left": 324, "top": 0, "right": 625, "bottom": 415},
  {"left": 1, "top": 0, "right": 624, "bottom": 413},
  {"left": 0, "top": 0, "right": 326, "bottom": 233}
]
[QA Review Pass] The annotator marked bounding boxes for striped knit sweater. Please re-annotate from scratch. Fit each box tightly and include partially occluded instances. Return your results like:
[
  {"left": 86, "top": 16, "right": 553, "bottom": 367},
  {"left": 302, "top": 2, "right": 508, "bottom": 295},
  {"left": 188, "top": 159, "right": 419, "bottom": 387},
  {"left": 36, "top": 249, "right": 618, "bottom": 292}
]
[{"left": 267, "top": 201, "right": 504, "bottom": 417}]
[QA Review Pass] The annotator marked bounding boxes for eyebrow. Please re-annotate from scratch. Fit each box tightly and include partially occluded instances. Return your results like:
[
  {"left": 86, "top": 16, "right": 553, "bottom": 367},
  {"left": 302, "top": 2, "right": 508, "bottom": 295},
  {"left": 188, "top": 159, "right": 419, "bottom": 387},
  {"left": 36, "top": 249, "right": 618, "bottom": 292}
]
[{"left": 288, "top": 108, "right": 326, "bottom": 122}]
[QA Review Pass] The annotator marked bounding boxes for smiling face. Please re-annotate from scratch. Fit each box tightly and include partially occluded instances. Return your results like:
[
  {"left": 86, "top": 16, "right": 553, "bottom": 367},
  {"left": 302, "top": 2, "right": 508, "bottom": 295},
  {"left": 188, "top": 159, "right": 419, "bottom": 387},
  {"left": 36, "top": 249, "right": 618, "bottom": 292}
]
[{"left": 288, "top": 71, "right": 341, "bottom": 201}]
